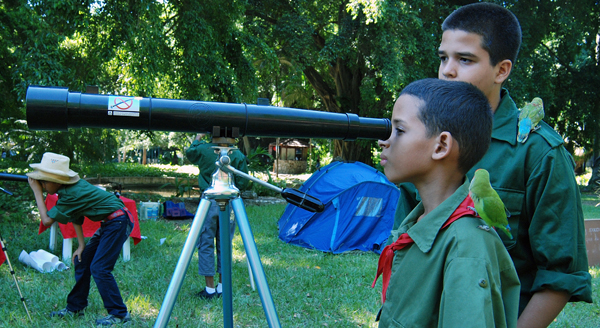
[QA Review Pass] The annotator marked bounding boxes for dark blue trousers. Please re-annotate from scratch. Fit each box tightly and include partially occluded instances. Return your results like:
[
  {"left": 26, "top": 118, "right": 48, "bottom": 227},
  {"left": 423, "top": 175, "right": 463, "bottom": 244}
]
[{"left": 65, "top": 214, "right": 133, "bottom": 317}]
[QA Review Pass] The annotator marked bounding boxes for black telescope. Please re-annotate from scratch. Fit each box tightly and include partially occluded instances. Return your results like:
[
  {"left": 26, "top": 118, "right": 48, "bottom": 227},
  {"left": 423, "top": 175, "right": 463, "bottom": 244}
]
[
  {"left": 0, "top": 173, "right": 28, "bottom": 196},
  {"left": 0, "top": 173, "right": 28, "bottom": 182},
  {"left": 26, "top": 86, "right": 391, "bottom": 140}
]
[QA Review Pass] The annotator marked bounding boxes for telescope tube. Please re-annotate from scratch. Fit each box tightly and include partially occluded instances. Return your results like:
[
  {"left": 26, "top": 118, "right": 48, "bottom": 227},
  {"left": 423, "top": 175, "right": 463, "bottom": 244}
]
[
  {"left": 0, "top": 173, "right": 28, "bottom": 182},
  {"left": 26, "top": 86, "right": 391, "bottom": 141}
]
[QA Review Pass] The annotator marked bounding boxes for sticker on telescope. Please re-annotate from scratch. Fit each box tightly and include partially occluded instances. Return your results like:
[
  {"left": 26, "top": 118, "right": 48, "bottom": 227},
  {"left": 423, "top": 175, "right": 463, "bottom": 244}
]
[{"left": 107, "top": 96, "right": 141, "bottom": 117}]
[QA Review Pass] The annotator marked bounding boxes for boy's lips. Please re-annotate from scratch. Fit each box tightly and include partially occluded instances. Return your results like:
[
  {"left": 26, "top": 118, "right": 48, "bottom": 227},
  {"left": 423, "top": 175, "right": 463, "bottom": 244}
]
[{"left": 380, "top": 155, "right": 387, "bottom": 166}]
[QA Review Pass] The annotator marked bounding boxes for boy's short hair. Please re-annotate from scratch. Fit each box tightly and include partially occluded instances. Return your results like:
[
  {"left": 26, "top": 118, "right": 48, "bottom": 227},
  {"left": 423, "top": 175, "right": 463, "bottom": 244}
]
[
  {"left": 401, "top": 78, "right": 492, "bottom": 174},
  {"left": 442, "top": 2, "right": 522, "bottom": 66}
]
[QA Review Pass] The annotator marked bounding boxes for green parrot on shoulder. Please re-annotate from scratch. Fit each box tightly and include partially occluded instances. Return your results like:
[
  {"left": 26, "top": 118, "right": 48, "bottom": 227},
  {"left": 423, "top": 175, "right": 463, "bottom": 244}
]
[
  {"left": 469, "top": 169, "right": 513, "bottom": 239},
  {"left": 517, "top": 97, "right": 544, "bottom": 143}
]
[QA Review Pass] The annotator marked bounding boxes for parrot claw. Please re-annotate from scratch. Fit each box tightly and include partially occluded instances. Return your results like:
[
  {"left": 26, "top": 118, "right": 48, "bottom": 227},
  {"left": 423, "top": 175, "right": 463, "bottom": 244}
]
[{"left": 477, "top": 225, "right": 491, "bottom": 232}]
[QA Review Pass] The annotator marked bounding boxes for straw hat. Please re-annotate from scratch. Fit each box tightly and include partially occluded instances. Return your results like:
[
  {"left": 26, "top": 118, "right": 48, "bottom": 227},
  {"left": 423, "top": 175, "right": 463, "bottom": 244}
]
[{"left": 26, "top": 152, "right": 80, "bottom": 185}]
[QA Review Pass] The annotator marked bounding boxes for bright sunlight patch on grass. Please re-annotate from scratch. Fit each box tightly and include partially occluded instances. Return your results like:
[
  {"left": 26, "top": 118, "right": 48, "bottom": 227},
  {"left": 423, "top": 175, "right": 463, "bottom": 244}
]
[
  {"left": 127, "top": 295, "right": 157, "bottom": 320},
  {"left": 148, "top": 164, "right": 199, "bottom": 176},
  {"left": 591, "top": 266, "right": 600, "bottom": 278}
]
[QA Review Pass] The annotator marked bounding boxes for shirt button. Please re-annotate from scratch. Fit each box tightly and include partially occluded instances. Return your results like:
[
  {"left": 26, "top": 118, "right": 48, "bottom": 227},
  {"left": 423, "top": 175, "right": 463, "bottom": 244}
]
[{"left": 478, "top": 279, "right": 488, "bottom": 288}]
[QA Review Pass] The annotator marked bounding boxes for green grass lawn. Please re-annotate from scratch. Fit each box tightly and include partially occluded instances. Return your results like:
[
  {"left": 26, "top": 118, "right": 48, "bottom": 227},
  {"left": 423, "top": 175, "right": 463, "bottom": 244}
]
[
  {"left": 1, "top": 190, "right": 599, "bottom": 327},
  {"left": 1, "top": 203, "right": 383, "bottom": 327},
  {"left": 582, "top": 192, "right": 600, "bottom": 219}
]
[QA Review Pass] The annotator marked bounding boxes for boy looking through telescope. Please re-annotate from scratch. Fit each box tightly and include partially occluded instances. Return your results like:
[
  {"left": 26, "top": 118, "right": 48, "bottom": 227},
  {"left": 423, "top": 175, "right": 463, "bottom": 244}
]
[
  {"left": 27, "top": 152, "right": 133, "bottom": 326},
  {"left": 186, "top": 133, "right": 249, "bottom": 299}
]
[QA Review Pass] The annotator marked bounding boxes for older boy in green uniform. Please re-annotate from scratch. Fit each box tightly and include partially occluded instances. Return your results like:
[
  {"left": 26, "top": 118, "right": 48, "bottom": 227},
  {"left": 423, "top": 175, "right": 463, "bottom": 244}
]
[
  {"left": 27, "top": 152, "right": 133, "bottom": 326},
  {"left": 391, "top": 3, "right": 592, "bottom": 327},
  {"left": 186, "top": 133, "right": 249, "bottom": 299},
  {"left": 374, "top": 78, "right": 520, "bottom": 327}
]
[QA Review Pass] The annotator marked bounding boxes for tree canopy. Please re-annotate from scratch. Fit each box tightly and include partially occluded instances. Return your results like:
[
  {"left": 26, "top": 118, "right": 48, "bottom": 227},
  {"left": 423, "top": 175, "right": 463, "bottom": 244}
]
[{"left": 1, "top": 0, "right": 598, "bottom": 166}]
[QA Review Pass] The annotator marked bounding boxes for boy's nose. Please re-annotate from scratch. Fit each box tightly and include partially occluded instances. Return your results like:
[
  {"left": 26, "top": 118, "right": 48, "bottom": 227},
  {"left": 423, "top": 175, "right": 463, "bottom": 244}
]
[
  {"left": 440, "top": 61, "right": 457, "bottom": 79},
  {"left": 378, "top": 139, "right": 389, "bottom": 148}
]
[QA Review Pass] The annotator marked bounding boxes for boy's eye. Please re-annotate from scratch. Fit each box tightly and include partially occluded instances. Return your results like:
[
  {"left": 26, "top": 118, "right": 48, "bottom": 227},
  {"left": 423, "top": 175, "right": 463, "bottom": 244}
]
[
  {"left": 460, "top": 57, "right": 473, "bottom": 64},
  {"left": 395, "top": 128, "right": 405, "bottom": 135},
  {"left": 439, "top": 55, "right": 447, "bottom": 62}
]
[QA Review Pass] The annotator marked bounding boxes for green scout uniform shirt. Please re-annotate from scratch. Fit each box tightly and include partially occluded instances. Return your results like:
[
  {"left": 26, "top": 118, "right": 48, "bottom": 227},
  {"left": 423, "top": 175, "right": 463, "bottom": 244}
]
[
  {"left": 379, "top": 179, "right": 520, "bottom": 328},
  {"left": 185, "top": 139, "right": 249, "bottom": 192},
  {"left": 388, "top": 90, "right": 593, "bottom": 314},
  {"left": 47, "top": 179, "right": 125, "bottom": 225}
]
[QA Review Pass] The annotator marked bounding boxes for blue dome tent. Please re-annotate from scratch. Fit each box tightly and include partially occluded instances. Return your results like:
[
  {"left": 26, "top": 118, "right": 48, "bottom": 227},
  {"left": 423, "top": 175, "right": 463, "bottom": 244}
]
[{"left": 277, "top": 161, "right": 400, "bottom": 254}]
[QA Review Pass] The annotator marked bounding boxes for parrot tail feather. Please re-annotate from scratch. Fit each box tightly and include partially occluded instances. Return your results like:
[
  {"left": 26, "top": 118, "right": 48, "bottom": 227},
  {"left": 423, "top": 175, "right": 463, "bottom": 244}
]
[{"left": 499, "top": 226, "right": 513, "bottom": 239}]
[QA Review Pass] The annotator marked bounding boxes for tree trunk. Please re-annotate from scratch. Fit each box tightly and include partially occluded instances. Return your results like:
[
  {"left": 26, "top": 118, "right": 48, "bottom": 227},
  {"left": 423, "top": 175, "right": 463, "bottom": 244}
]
[
  {"left": 303, "top": 61, "right": 371, "bottom": 163},
  {"left": 242, "top": 136, "right": 251, "bottom": 156},
  {"left": 333, "top": 140, "right": 373, "bottom": 166},
  {"left": 587, "top": 134, "right": 600, "bottom": 191}
]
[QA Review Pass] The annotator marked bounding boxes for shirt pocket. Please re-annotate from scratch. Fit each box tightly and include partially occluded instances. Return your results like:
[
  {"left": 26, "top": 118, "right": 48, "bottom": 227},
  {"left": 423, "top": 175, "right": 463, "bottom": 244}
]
[{"left": 494, "top": 188, "right": 524, "bottom": 250}]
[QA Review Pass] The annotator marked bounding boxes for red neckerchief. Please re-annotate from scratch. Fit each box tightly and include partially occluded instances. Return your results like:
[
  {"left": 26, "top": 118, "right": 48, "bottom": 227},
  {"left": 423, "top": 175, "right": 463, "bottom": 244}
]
[{"left": 372, "top": 195, "right": 476, "bottom": 304}]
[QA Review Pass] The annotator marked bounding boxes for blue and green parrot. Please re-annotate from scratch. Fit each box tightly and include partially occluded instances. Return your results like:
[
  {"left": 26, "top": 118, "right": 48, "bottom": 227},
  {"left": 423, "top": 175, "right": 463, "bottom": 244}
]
[
  {"left": 469, "top": 169, "right": 513, "bottom": 239},
  {"left": 517, "top": 97, "right": 544, "bottom": 143}
]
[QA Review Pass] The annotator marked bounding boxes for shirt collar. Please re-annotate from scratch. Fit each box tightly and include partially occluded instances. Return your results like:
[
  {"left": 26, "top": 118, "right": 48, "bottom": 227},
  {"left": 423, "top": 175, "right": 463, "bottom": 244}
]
[
  {"left": 491, "top": 89, "right": 519, "bottom": 146},
  {"left": 399, "top": 179, "right": 471, "bottom": 253}
]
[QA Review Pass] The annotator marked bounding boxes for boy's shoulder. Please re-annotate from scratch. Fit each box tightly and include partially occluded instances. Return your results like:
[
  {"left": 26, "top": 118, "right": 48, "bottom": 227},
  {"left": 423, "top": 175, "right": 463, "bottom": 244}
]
[
  {"left": 59, "top": 179, "right": 107, "bottom": 199},
  {"left": 511, "top": 120, "right": 571, "bottom": 169},
  {"left": 499, "top": 91, "right": 564, "bottom": 149},
  {"left": 442, "top": 217, "right": 512, "bottom": 264},
  {"left": 186, "top": 139, "right": 213, "bottom": 150},
  {"left": 60, "top": 179, "right": 86, "bottom": 193},
  {"left": 446, "top": 217, "right": 502, "bottom": 241},
  {"left": 528, "top": 120, "right": 564, "bottom": 148}
]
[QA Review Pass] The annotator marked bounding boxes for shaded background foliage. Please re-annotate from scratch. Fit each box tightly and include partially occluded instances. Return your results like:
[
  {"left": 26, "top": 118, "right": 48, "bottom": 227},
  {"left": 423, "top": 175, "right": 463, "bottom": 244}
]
[{"left": 1, "top": 0, "right": 598, "bottom": 169}]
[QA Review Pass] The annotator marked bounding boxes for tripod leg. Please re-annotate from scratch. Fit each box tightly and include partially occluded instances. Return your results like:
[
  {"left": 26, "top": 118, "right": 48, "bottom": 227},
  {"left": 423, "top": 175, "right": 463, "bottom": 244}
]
[
  {"left": 0, "top": 236, "right": 32, "bottom": 321},
  {"left": 247, "top": 256, "right": 256, "bottom": 290},
  {"left": 154, "top": 198, "right": 211, "bottom": 328},
  {"left": 231, "top": 198, "right": 281, "bottom": 328},
  {"left": 218, "top": 203, "right": 233, "bottom": 328}
]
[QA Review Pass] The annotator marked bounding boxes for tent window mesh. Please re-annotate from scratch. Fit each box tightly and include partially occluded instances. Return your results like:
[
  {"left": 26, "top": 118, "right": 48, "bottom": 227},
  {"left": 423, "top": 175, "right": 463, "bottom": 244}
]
[{"left": 354, "top": 197, "right": 383, "bottom": 217}]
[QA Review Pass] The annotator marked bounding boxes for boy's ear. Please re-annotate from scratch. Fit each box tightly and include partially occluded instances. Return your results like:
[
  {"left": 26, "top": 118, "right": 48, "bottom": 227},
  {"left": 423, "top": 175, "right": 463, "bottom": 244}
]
[
  {"left": 432, "top": 131, "right": 453, "bottom": 160},
  {"left": 495, "top": 59, "right": 513, "bottom": 84}
]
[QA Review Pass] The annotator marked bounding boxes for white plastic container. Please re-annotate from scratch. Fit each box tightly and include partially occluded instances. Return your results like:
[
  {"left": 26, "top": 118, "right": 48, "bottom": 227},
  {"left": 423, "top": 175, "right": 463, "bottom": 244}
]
[{"left": 139, "top": 202, "right": 160, "bottom": 220}]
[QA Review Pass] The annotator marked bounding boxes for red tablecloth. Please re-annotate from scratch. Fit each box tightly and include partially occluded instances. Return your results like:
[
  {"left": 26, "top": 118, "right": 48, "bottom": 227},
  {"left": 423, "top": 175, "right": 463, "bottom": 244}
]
[{"left": 38, "top": 194, "right": 142, "bottom": 245}]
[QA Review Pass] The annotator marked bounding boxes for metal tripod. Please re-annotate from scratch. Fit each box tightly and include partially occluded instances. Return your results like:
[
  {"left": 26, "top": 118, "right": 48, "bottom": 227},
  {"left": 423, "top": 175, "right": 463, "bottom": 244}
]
[
  {"left": 153, "top": 137, "right": 323, "bottom": 328},
  {"left": 0, "top": 176, "right": 32, "bottom": 321},
  {"left": 1, "top": 233, "right": 32, "bottom": 321}
]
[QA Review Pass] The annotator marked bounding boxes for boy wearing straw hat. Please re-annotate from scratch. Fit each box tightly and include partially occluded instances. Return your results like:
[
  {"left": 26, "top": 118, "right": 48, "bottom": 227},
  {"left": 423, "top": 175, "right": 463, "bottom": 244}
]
[{"left": 28, "top": 152, "right": 133, "bottom": 326}]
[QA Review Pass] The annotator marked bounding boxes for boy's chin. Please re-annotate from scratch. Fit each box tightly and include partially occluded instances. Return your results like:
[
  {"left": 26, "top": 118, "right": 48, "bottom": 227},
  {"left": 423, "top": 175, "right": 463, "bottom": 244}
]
[
  {"left": 384, "top": 172, "right": 402, "bottom": 184},
  {"left": 386, "top": 173, "right": 410, "bottom": 185}
]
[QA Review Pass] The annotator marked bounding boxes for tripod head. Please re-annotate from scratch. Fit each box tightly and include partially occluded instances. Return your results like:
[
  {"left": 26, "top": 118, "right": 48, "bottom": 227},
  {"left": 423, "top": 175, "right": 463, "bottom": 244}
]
[
  {"left": 202, "top": 129, "right": 324, "bottom": 213},
  {"left": 202, "top": 136, "right": 242, "bottom": 203}
]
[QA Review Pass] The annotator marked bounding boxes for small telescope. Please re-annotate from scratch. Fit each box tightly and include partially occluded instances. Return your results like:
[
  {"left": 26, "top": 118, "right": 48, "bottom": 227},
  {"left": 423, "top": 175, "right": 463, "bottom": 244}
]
[{"left": 26, "top": 86, "right": 391, "bottom": 140}]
